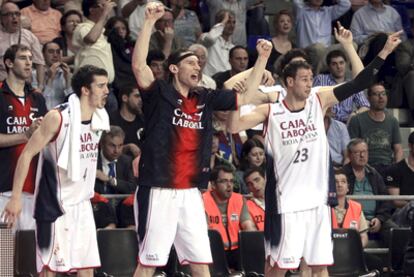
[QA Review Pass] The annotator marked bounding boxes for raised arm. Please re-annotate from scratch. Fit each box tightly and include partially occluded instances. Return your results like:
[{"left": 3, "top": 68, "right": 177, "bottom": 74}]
[
  {"left": 83, "top": 0, "right": 115, "bottom": 44},
  {"left": 1, "top": 110, "right": 61, "bottom": 227},
  {"left": 318, "top": 30, "right": 403, "bottom": 110},
  {"left": 334, "top": 22, "right": 363, "bottom": 78},
  {"left": 131, "top": 2, "right": 164, "bottom": 89}
]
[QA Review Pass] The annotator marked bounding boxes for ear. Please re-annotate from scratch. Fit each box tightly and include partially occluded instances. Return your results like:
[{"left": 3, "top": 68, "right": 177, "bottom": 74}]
[
  {"left": 169, "top": 64, "right": 179, "bottom": 74},
  {"left": 286, "top": 76, "right": 294, "bottom": 87},
  {"left": 121, "top": 94, "right": 128, "bottom": 103},
  {"left": 81, "top": 86, "right": 90, "bottom": 96},
  {"left": 4, "top": 59, "right": 13, "bottom": 70}
]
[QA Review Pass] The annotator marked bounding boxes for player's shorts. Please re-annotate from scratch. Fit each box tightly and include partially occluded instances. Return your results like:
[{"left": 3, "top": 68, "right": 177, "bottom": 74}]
[
  {"left": 36, "top": 199, "right": 100, "bottom": 273},
  {"left": 0, "top": 191, "right": 35, "bottom": 230},
  {"left": 265, "top": 205, "right": 333, "bottom": 269},
  {"left": 134, "top": 186, "right": 212, "bottom": 266}
]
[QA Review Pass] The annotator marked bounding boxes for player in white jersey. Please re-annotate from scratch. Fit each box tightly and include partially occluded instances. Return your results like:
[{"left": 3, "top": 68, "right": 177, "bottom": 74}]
[
  {"left": 2, "top": 65, "right": 110, "bottom": 277},
  {"left": 227, "top": 30, "right": 403, "bottom": 276}
]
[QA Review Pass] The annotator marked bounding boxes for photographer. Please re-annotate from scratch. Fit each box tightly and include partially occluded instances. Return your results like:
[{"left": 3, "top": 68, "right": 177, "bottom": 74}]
[{"left": 38, "top": 41, "right": 72, "bottom": 109}]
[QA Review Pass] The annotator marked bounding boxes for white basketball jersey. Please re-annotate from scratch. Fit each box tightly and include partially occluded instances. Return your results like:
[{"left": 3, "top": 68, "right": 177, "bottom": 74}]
[
  {"left": 264, "top": 89, "right": 329, "bottom": 213},
  {"left": 35, "top": 106, "right": 101, "bottom": 206}
]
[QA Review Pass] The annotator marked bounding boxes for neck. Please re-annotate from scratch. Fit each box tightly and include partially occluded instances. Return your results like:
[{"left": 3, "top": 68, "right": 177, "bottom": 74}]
[
  {"left": 284, "top": 93, "right": 306, "bottom": 111},
  {"left": 211, "top": 191, "right": 228, "bottom": 205},
  {"left": 6, "top": 75, "right": 26, "bottom": 97},
  {"left": 173, "top": 79, "right": 190, "bottom": 98},
  {"left": 79, "top": 97, "right": 95, "bottom": 121},
  {"left": 352, "top": 166, "right": 365, "bottom": 179},
  {"left": 333, "top": 75, "right": 345, "bottom": 84},
  {"left": 337, "top": 196, "right": 346, "bottom": 208},
  {"left": 119, "top": 107, "right": 136, "bottom": 121},
  {"left": 221, "top": 33, "right": 230, "bottom": 41},
  {"left": 274, "top": 33, "right": 289, "bottom": 40},
  {"left": 368, "top": 109, "right": 385, "bottom": 121},
  {"left": 371, "top": 2, "right": 383, "bottom": 8}
]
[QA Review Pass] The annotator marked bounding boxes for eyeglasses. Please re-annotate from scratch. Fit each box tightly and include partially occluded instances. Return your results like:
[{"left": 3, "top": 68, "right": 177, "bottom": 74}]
[
  {"left": 1, "top": 11, "right": 21, "bottom": 17},
  {"left": 216, "top": 179, "right": 235, "bottom": 185},
  {"left": 370, "top": 91, "right": 387, "bottom": 97}
]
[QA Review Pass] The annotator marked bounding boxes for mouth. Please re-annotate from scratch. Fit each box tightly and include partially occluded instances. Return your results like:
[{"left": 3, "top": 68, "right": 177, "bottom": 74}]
[{"left": 190, "top": 74, "right": 199, "bottom": 81}]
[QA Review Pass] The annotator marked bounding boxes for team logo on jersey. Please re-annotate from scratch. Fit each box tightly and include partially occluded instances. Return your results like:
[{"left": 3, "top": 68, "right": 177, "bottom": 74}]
[
  {"left": 282, "top": 256, "right": 296, "bottom": 264},
  {"left": 172, "top": 108, "right": 204, "bottom": 129},
  {"left": 30, "top": 107, "right": 39, "bottom": 112},
  {"left": 7, "top": 105, "right": 13, "bottom": 111},
  {"left": 196, "top": 104, "right": 205, "bottom": 109},
  {"left": 177, "top": 99, "right": 183, "bottom": 105}
]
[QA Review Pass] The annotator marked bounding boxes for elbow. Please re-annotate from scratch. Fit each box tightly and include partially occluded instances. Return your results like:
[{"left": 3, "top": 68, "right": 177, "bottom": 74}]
[{"left": 227, "top": 124, "right": 241, "bottom": 134}]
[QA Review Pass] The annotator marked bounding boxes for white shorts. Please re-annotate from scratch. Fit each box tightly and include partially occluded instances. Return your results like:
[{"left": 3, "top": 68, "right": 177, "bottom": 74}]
[
  {"left": 0, "top": 192, "right": 35, "bottom": 230},
  {"left": 37, "top": 200, "right": 100, "bottom": 273},
  {"left": 134, "top": 186, "right": 212, "bottom": 266},
  {"left": 266, "top": 205, "right": 333, "bottom": 269}
]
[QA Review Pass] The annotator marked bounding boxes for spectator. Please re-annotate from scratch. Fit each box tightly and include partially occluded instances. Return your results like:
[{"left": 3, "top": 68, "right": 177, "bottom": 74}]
[
  {"left": 236, "top": 137, "right": 265, "bottom": 194},
  {"left": 109, "top": 83, "right": 144, "bottom": 158},
  {"left": 314, "top": 48, "right": 370, "bottom": 123},
  {"left": 343, "top": 138, "right": 394, "bottom": 243},
  {"left": 203, "top": 164, "right": 256, "bottom": 270},
  {"left": 0, "top": 45, "right": 47, "bottom": 230},
  {"left": 120, "top": 0, "right": 156, "bottom": 41},
  {"left": 210, "top": 132, "right": 233, "bottom": 170},
  {"left": 268, "top": 10, "right": 295, "bottom": 73},
  {"left": 325, "top": 107, "right": 350, "bottom": 167},
  {"left": 213, "top": 45, "right": 249, "bottom": 89},
  {"left": 105, "top": 16, "right": 135, "bottom": 92},
  {"left": 52, "top": 10, "right": 82, "bottom": 66},
  {"left": 384, "top": 131, "right": 414, "bottom": 209},
  {"left": 73, "top": 0, "right": 116, "bottom": 112},
  {"left": 244, "top": 166, "right": 265, "bottom": 231},
  {"left": 332, "top": 168, "right": 369, "bottom": 247},
  {"left": 292, "top": 0, "right": 351, "bottom": 48},
  {"left": 91, "top": 192, "right": 117, "bottom": 229},
  {"left": 188, "top": 43, "right": 216, "bottom": 89},
  {"left": 21, "top": 0, "right": 62, "bottom": 45},
  {"left": 206, "top": 0, "right": 262, "bottom": 46},
  {"left": 149, "top": 8, "right": 184, "bottom": 58},
  {"left": 40, "top": 41, "right": 72, "bottom": 109},
  {"left": 0, "top": 2, "right": 45, "bottom": 86},
  {"left": 146, "top": 49, "right": 166, "bottom": 81},
  {"left": 168, "top": 0, "right": 202, "bottom": 47},
  {"left": 200, "top": 10, "right": 235, "bottom": 77},
  {"left": 348, "top": 82, "right": 403, "bottom": 174},
  {"left": 350, "top": 0, "right": 406, "bottom": 45},
  {"left": 95, "top": 125, "right": 136, "bottom": 194},
  {"left": 395, "top": 18, "right": 414, "bottom": 114}
]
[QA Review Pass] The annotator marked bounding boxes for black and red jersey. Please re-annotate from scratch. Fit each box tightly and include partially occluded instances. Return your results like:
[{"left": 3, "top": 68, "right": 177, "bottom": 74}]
[
  {"left": 138, "top": 80, "right": 237, "bottom": 189},
  {"left": 0, "top": 81, "right": 47, "bottom": 193}
]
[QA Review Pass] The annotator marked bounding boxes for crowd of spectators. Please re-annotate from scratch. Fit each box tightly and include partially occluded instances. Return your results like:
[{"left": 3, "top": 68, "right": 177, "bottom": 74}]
[{"left": 2, "top": 0, "right": 414, "bottom": 273}]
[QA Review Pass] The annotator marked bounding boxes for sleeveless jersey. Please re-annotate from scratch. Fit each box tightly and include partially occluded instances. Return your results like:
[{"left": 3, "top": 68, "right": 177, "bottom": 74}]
[
  {"left": 34, "top": 105, "right": 101, "bottom": 208},
  {"left": 264, "top": 89, "right": 329, "bottom": 213}
]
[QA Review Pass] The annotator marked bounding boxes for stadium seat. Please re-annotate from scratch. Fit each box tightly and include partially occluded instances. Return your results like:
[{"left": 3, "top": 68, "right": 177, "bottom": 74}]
[
  {"left": 238, "top": 231, "right": 265, "bottom": 276},
  {"left": 95, "top": 228, "right": 138, "bottom": 277},
  {"left": 329, "top": 228, "right": 379, "bottom": 277},
  {"left": 389, "top": 227, "right": 411, "bottom": 275},
  {"left": 14, "top": 229, "right": 37, "bottom": 277}
]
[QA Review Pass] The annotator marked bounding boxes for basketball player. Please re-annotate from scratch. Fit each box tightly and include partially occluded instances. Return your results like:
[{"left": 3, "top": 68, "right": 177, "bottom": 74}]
[
  {"left": 227, "top": 31, "right": 403, "bottom": 277},
  {"left": 131, "top": 2, "right": 273, "bottom": 277},
  {"left": 2, "top": 65, "right": 110, "bottom": 276}
]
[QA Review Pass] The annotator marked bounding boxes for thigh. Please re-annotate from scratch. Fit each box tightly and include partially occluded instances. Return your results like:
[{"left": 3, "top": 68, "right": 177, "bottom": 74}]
[
  {"left": 303, "top": 205, "right": 333, "bottom": 266},
  {"left": 135, "top": 187, "right": 180, "bottom": 267},
  {"left": 174, "top": 189, "right": 212, "bottom": 265}
]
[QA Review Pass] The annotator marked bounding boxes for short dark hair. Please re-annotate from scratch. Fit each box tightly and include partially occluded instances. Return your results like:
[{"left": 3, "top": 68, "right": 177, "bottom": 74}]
[
  {"left": 147, "top": 49, "right": 166, "bottom": 65},
  {"left": 367, "top": 82, "right": 386, "bottom": 97},
  {"left": 101, "top": 125, "right": 125, "bottom": 144},
  {"left": 243, "top": 166, "right": 265, "bottom": 182},
  {"left": 3, "top": 44, "right": 31, "bottom": 73},
  {"left": 42, "top": 41, "right": 61, "bottom": 54},
  {"left": 60, "top": 9, "right": 82, "bottom": 31},
  {"left": 282, "top": 60, "right": 312, "bottom": 84},
  {"left": 408, "top": 131, "right": 414, "bottom": 145},
  {"left": 229, "top": 45, "right": 248, "bottom": 59},
  {"left": 71, "top": 65, "right": 108, "bottom": 97},
  {"left": 210, "top": 164, "right": 235, "bottom": 182},
  {"left": 326, "top": 49, "right": 347, "bottom": 65},
  {"left": 277, "top": 48, "right": 311, "bottom": 77},
  {"left": 118, "top": 82, "right": 139, "bottom": 103},
  {"left": 82, "top": 0, "right": 99, "bottom": 18}
]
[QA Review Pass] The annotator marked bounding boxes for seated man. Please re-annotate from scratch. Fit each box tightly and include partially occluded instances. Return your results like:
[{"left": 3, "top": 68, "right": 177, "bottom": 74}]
[
  {"left": 95, "top": 125, "right": 136, "bottom": 194},
  {"left": 244, "top": 166, "right": 265, "bottom": 231},
  {"left": 203, "top": 164, "right": 256, "bottom": 270},
  {"left": 342, "top": 138, "right": 394, "bottom": 244},
  {"left": 91, "top": 192, "right": 117, "bottom": 229},
  {"left": 384, "top": 131, "right": 414, "bottom": 209}
]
